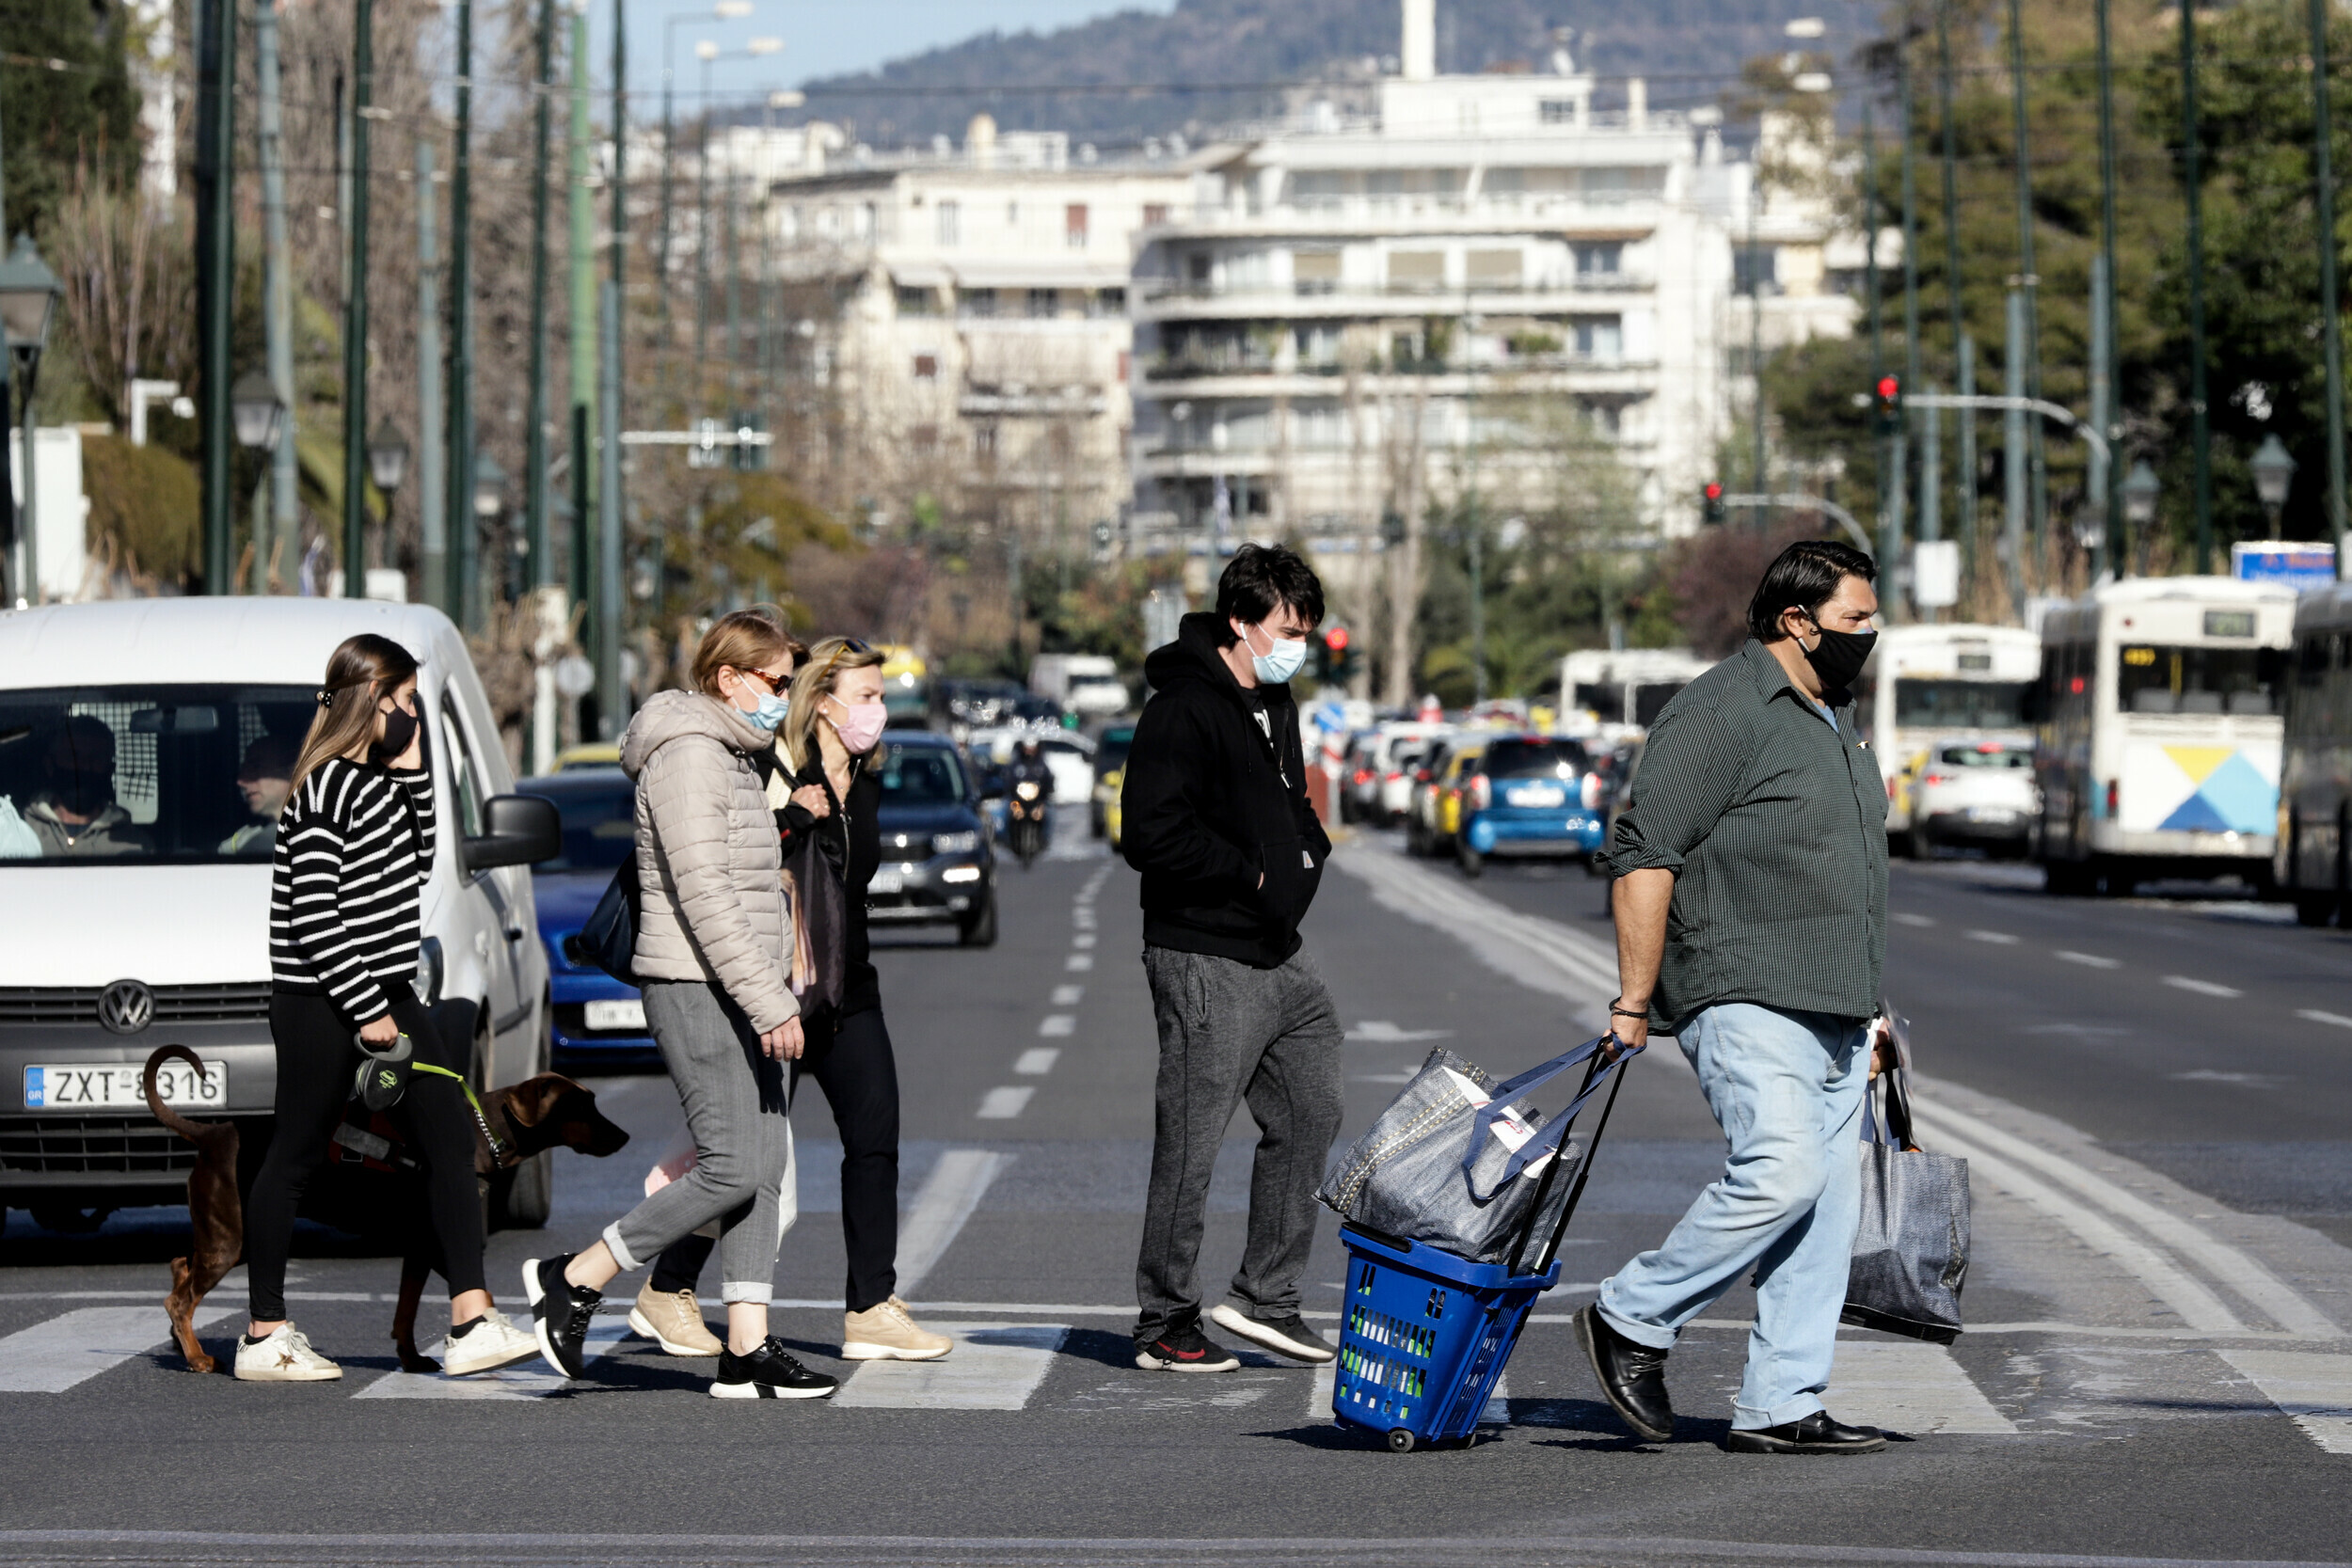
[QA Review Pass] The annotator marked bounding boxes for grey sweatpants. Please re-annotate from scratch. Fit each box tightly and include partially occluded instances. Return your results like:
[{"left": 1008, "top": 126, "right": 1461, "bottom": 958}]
[
  {"left": 602, "top": 979, "right": 793, "bottom": 1305},
  {"left": 1134, "top": 944, "right": 1345, "bottom": 1344}
]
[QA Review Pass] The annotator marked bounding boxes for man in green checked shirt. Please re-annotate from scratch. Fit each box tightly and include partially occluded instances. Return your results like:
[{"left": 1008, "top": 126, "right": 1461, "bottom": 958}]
[{"left": 1575, "top": 540, "right": 1897, "bottom": 1456}]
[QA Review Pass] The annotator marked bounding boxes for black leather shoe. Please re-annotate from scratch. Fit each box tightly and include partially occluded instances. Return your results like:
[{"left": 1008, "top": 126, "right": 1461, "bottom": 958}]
[
  {"left": 1725, "top": 1411, "right": 1888, "bottom": 1454},
  {"left": 1573, "top": 1304, "right": 1675, "bottom": 1441}
]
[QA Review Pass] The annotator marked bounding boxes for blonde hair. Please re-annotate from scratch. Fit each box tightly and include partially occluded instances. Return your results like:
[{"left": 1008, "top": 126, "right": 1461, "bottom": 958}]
[
  {"left": 290, "top": 634, "right": 421, "bottom": 795},
  {"left": 782, "top": 637, "right": 886, "bottom": 772},
  {"left": 691, "top": 607, "right": 804, "bottom": 698}
]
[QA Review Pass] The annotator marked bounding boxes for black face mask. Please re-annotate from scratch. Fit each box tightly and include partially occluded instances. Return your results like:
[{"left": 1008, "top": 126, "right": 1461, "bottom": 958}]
[
  {"left": 371, "top": 703, "right": 420, "bottom": 765},
  {"left": 1800, "top": 624, "right": 1877, "bottom": 693}
]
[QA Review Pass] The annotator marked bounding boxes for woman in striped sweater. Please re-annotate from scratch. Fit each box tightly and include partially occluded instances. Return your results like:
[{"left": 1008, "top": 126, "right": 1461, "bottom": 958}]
[{"left": 236, "top": 634, "right": 538, "bottom": 1382}]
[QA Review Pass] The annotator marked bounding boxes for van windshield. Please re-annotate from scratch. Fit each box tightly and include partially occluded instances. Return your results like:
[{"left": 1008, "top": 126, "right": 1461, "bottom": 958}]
[{"left": 0, "top": 686, "right": 320, "bottom": 863}]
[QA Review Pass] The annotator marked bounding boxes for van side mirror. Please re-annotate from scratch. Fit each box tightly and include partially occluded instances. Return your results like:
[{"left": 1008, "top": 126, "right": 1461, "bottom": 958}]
[{"left": 465, "top": 793, "right": 562, "bottom": 872}]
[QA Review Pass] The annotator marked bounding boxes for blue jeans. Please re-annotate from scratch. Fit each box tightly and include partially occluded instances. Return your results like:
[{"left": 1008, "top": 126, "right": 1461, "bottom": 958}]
[{"left": 1597, "top": 1002, "right": 1869, "bottom": 1430}]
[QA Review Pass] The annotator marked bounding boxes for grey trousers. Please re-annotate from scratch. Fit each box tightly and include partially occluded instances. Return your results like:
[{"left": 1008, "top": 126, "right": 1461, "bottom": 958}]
[
  {"left": 602, "top": 979, "right": 793, "bottom": 1305},
  {"left": 1134, "top": 944, "right": 1345, "bottom": 1344}
]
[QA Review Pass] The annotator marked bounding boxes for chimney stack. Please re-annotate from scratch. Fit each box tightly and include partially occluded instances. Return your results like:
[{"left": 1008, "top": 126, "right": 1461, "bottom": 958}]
[{"left": 1401, "top": 0, "right": 1435, "bottom": 81}]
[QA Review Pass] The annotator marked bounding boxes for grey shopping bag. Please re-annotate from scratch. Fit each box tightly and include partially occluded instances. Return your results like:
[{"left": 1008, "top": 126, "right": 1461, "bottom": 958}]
[
  {"left": 1316, "top": 1037, "right": 1633, "bottom": 1268},
  {"left": 1842, "top": 1063, "right": 1971, "bottom": 1343}
]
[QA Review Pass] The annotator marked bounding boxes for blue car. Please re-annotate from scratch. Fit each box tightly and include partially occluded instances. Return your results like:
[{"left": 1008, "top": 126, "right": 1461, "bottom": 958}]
[
  {"left": 1454, "top": 736, "right": 1607, "bottom": 879},
  {"left": 519, "top": 768, "right": 660, "bottom": 1070}
]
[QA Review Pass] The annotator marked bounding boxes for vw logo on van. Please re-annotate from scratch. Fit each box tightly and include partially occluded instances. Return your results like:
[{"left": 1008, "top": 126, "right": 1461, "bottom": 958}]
[{"left": 97, "top": 979, "right": 156, "bottom": 1036}]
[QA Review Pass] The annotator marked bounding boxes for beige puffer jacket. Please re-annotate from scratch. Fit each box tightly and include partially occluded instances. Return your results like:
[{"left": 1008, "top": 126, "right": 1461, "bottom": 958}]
[{"left": 621, "top": 689, "right": 798, "bottom": 1032}]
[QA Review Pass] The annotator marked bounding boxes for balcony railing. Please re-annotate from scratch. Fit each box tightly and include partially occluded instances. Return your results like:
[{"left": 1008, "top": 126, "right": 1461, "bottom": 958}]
[{"left": 1138, "top": 273, "right": 1655, "bottom": 304}]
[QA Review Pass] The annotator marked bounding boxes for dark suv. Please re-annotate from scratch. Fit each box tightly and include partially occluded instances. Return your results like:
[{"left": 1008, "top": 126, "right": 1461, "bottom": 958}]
[{"left": 866, "top": 733, "right": 998, "bottom": 946}]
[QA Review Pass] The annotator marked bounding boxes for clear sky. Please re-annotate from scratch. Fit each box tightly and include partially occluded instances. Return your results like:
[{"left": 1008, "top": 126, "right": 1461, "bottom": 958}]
[{"left": 588, "top": 1, "right": 1180, "bottom": 99}]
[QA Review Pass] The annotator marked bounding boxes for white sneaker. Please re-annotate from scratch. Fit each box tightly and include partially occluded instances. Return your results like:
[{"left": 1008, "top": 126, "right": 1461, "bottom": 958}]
[
  {"left": 439, "top": 1307, "right": 541, "bottom": 1376},
  {"left": 233, "top": 1322, "right": 342, "bottom": 1382}
]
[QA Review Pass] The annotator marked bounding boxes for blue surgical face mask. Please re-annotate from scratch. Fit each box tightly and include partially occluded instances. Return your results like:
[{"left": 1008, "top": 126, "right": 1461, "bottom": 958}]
[
  {"left": 1241, "top": 621, "right": 1310, "bottom": 686},
  {"left": 746, "top": 691, "right": 789, "bottom": 733}
]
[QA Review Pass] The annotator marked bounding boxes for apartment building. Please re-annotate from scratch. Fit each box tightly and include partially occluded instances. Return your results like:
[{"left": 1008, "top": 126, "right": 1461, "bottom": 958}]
[{"left": 740, "top": 119, "right": 1193, "bottom": 549}]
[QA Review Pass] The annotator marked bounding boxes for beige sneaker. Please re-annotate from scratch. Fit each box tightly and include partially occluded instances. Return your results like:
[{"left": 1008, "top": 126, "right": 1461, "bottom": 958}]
[
  {"left": 233, "top": 1322, "right": 342, "bottom": 1382},
  {"left": 440, "top": 1307, "right": 540, "bottom": 1376},
  {"left": 628, "top": 1281, "right": 723, "bottom": 1357},
  {"left": 843, "top": 1295, "right": 952, "bottom": 1362}
]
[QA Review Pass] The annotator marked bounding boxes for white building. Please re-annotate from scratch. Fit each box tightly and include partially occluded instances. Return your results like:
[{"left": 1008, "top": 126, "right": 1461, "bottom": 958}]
[
  {"left": 738, "top": 119, "right": 1194, "bottom": 550},
  {"left": 1129, "top": 7, "right": 1739, "bottom": 605}
]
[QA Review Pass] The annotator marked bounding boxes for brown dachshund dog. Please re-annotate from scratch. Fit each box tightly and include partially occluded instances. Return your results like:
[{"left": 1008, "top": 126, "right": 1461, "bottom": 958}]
[{"left": 142, "top": 1044, "right": 629, "bottom": 1374}]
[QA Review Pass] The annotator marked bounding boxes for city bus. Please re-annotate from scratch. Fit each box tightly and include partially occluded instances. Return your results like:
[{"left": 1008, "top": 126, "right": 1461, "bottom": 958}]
[
  {"left": 1867, "top": 625, "right": 2042, "bottom": 854},
  {"left": 2274, "top": 581, "right": 2352, "bottom": 925},
  {"left": 1557, "top": 648, "right": 1712, "bottom": 740},
  {"left": 2034, "top": 577, "right": 2296, "bottom": 896}
]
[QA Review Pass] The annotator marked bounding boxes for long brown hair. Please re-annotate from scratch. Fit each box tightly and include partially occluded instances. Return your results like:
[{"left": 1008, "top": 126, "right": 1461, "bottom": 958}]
[
  {"left": 782, "top": 637, "right": 886, "bottom": 773},
  {"left": 290, "top": 634, "right": 421, "bottom": 795}
]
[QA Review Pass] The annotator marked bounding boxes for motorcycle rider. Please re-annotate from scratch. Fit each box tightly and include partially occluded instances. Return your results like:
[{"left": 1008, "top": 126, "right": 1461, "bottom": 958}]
[{"left": 1006, "top": 737, "right": 1053, "bottom": 861}]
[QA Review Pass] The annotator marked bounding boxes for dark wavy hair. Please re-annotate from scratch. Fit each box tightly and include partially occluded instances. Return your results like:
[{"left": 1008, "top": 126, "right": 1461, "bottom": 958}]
[
  {"left": 1746, "top": 540, "right": 1877, "bottom": 643},
  {"left": 1214, "top": 543, "right": 1326, "bottom": 645}
]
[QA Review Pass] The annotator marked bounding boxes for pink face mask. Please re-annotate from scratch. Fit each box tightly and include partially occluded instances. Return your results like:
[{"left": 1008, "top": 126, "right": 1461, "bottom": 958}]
[{"left": 830, "top": 700, "right": 888, "bottom": 755}]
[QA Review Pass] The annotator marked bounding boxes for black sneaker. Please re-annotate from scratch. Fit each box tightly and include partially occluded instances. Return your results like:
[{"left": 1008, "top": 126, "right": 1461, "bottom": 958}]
[
  {"left": 1134, "top": 1322, "right": 1241, "bottom": 1372},
  {"left": 522, "top": 1254, "right": 600, "bottom": 1380},
  {"left": 1211, "top": 1304, "right": 1335, "bottom": 1364},
  {"left": 711, "top": 1337, "right": 839, "bottom": 1401}
]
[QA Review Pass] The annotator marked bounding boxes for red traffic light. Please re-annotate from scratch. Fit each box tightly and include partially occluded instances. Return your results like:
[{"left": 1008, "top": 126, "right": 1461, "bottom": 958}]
[
  {"left": 1703, "top": 482, "right": 1724, "bottom": 502},
  {"left": 1325, "top": 626, "right": 1350, "bottom": 654},
  {"left": 1875, "top": 373, "right": 1901, "bottom": 408}
]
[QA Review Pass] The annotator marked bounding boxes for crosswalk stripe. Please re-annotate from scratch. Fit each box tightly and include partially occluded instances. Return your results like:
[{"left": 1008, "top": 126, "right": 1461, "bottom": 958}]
[
  {"left": 353, "top": 1320, "right": 631, "bottom": 1401},
  {"left": 2218, "top": 1349, "right": 2352, "bottom": 1454},
  {"left": 0, "top": 1305, "right": 239, "bottom": 1392},
  {"left": 1824, "top": 1340, "right": 2019, "bottom": 1434},
  {"left": 895, "top": 1148, "right": 1011, "bottom": 1297},
  {"left": 834, "top": 1323, "right": 1069, "bottom": 1409}
]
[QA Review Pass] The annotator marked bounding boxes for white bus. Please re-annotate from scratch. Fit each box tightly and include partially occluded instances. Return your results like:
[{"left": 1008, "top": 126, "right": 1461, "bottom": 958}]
[
  {"left": 1867, "top": 625, "right": 2042, "bottom": 851},
  {"left": 2274, "top": 581, "right": 2352, "bottom": 925},
  {"left": 1558, "top": 648, "right": 1712, "bottom": 740},
  {"left": 2034, "top": 577, "right": 2296, "bottom": 895}
]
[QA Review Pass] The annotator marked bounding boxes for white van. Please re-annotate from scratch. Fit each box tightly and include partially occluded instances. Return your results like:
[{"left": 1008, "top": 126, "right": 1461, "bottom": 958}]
[{"left": 0, "top": 598, "right": 560, "bottom": 1233}]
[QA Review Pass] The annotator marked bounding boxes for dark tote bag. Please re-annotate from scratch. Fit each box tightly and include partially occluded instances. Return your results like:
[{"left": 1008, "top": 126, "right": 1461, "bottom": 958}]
[
  {"left": 578, "top": 854, "right": 641, "bottom": 986},
  {"left": 1842, "top": 1063, "right": 1972, "bottom": 1344},
  {"left": 780, "top": 822, "right": 846, "bottom": 1015}
]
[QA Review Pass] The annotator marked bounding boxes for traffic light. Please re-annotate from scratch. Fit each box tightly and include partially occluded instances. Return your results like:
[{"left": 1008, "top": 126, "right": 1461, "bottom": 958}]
[
  {"left": 1702, "top": 481, "right": 1726, "bottom": 524},
  {"left": 1318, "top": 625, "right": 1355, "bottom": 684},
  {"left": 1873, "top": 372, "right": 1902, "bottom": 433}
]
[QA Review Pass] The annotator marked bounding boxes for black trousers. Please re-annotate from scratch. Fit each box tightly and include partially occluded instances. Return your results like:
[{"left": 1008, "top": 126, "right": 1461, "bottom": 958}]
[
  {"left": 651, "top": 1005, "right": 901, "bottom": 1313},
  {"left": 246, "top": 983, "right": 486, "bottom": 1322}
]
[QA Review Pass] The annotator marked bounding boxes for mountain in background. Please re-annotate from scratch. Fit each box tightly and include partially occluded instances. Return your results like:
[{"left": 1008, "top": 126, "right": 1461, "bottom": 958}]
[{"left": 789, "top": 0, "right": 1883, "bottom": 151}]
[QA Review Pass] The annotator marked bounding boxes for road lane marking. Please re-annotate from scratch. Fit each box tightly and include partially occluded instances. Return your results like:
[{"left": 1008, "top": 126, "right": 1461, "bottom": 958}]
[
  {"left": 2217, "top": 1349, "right": 2352, "bottom": 1453},
  {"left": 355, "top": 1320, "right": 631, "bottom": 1401},
  {"left": 1912, "top": 1101, "right": 2337, "bottom": 1338},
  {"left": 0, "top": 1305, "right": 240, "bottom": 1392},
  {"left": 2163, "top": 975, "right": 2243, "bottom": 998},
  {"left": 1065, "top": 953, "right": 1093, "bottom": 972},
  {"left": 2057, "top": 951, "right": 2122, "bottom": 969},
  {"left": 1014, "top": 1048, "right": 1059, "bottom": 1075},
  {"left": 974, "top": 1086, "right": 1031, "bottom": 1120},
  {"left": 1823, "top": 1340, "right": 2018, "bottom": 1434},
  {"left": 2298, "top": 1008, "right": 2352, "bottom": 1028},
  {"left": 1051, "top": 985, "right": 1084, "bottom": 1006},
  {"left": 1892, "top": 912, "right": 1936, "bottom": 927},
  {"left": 1344, "top": 1020, "right": 1454, "bottom": 1042},
  {"left": 1964, "top": 930, "right": 2020, "bottom": 945},
  {"left": 1331, "top": 845, "right": 1620, "bottom": 999},
  {"left": 1073, "top": 910, "right": 1097, "bottom": 931},
  {"left": 1072, "top": 933, "right": 1096, "bottom": 949},
  {"left": 835, "top": 1322, "right": 1071, "bottom": 1410},
  {"left": 895, "top": 1148, "right": 1013, "bottom": 1297},
  {"left": 1038, "top": 1014, "right": 1075, "bottom": 1037}
]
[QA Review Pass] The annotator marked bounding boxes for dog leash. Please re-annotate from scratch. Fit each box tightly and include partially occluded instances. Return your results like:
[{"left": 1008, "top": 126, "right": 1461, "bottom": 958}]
[{"left": 410, "top": 1062, "right": 515, "bottom": 1166}]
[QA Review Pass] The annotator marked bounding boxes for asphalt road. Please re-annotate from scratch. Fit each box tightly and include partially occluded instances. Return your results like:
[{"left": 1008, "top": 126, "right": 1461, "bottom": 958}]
[{"left": 1, "top": 824, "right": 2349, "bottom": 1567}]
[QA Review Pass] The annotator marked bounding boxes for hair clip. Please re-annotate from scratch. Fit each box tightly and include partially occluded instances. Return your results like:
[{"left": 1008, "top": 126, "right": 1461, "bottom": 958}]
[{"left": 317, "top": 689, "right": 335, "bottom": 707}]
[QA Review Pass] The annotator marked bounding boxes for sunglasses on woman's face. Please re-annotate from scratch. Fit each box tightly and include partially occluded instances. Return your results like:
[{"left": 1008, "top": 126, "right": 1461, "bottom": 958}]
[{"left": 735, "top": 666, "right": 790, "bottom": 695}]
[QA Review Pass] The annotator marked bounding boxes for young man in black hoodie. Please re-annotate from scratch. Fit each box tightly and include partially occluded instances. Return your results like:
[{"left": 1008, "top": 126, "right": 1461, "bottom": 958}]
[{"left": 1120, "top": 544, "right": 1345, "bottom": 1372}]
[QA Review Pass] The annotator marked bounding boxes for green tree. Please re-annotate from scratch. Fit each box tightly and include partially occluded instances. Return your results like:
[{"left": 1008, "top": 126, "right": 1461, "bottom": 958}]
[{"left": 0, "top": 1, "right": 137, "bottom": 241}]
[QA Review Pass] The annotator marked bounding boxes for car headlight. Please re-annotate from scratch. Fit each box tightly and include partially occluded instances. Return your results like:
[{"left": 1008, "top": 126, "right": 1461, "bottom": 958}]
[
  {"left": 932, "top": 831, "right": 980, "bottom": 855},
  {"left": 414, "top": 936, "right": 444, "bottom": 1005},
  {"left": 942, "top": 865, "right": 983, "bottom": 884}
]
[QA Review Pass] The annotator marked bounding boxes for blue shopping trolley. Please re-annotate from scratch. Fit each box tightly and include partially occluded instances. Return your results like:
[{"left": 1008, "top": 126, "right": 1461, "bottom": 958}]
[{"left": 1328, "top": 1037, "right": 1635, "bottom": 1452}]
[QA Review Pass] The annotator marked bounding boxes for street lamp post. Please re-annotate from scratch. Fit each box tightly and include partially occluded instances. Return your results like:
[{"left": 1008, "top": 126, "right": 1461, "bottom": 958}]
[
  {"left": 231, "top": 370, "right": 288, "bottom": 594},
  {"left": 2122, "top": 459, "right": 2161, "bottom": 575},
  {"left": 694, "top": 36, "right": 781, "bottom": 364},
  {"left": 368, "top": 418, "right": 411, "bottom": 562},
  {"left": 474, "top": 452, "right": 509, "bottom": 610},
  {"left": 2251, "top": 433, "right": 2298, "bottom": 542},
  {"left": 0, "top": 234, "right": 64, "bottom": 607},
  {"left": 662, "top": 2, "right": 753, "bottom": 330},
  {"left": 340, "top": 0, "right": 378, "bottom": 599}
]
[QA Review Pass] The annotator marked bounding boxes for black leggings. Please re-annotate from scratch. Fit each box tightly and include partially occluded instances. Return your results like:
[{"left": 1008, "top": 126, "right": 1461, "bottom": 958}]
[
  {"left": 651, "top": 1005, "right": 902, "bottom": 1313},
  {"left": 246, "top": 983, "right": 486, "bottom": 1322}
]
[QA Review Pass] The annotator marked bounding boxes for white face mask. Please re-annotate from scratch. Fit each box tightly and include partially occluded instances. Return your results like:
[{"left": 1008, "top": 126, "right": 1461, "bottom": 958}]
[{"left": 1238, "top": 621, "right": 1310, "bottom": 685}]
